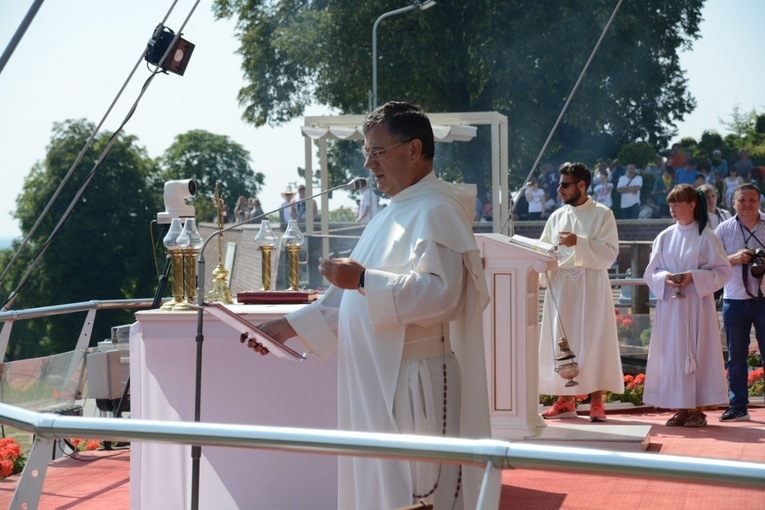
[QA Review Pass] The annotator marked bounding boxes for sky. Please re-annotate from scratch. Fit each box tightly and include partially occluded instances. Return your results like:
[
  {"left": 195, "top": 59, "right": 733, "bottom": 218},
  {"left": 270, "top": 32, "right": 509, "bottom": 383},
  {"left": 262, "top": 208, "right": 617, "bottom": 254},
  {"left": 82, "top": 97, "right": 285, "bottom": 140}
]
[{"left": 0, "top": 0, "right": 763, "bottom": 241}]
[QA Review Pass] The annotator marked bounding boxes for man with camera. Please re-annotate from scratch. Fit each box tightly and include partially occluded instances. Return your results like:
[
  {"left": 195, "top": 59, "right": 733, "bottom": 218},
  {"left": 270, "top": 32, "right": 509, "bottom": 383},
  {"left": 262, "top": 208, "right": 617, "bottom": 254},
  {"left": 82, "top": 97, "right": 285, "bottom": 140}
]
[{"left": 714, "top": 183, "right": 765, "bottom": 422}]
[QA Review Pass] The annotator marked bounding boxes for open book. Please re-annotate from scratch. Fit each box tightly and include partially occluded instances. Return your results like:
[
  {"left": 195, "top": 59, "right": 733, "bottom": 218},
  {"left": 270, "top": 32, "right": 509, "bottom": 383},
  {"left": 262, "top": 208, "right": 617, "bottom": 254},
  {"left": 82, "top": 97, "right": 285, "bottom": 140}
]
[
  {"left": 201, "top": 303, "right": 306, "bottom": 361},
  {"left": 510, "top": 234, "right": 555, "bottom": 254}
]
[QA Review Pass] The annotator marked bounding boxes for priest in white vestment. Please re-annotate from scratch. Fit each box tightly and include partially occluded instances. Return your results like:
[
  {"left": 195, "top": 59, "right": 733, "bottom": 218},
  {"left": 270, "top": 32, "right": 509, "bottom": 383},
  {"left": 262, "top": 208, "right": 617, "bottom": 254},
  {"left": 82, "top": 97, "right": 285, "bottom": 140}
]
[
  {"left": 644, "top": 184, "right": 732, "bottom": 427},
  {"left": 538, "top": 162, "right": 625, "bottom": 422},
  {"left": 252, "top": 102, "right": 498, "bottom": 509}
]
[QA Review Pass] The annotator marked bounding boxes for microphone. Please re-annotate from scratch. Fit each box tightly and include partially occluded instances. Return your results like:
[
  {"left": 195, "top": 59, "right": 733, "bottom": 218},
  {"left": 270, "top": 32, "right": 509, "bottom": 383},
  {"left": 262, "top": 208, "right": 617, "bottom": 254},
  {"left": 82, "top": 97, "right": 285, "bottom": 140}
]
[{"left": 348, "top": 177, "right": 367, "bottom": 190}]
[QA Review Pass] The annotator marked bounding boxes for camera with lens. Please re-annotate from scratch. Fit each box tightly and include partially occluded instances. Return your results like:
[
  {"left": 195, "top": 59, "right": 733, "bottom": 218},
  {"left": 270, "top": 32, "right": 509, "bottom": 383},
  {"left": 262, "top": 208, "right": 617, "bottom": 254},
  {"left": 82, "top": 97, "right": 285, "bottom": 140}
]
[{"left": 751, "top": 248, "right": 765, "bottom": 278}]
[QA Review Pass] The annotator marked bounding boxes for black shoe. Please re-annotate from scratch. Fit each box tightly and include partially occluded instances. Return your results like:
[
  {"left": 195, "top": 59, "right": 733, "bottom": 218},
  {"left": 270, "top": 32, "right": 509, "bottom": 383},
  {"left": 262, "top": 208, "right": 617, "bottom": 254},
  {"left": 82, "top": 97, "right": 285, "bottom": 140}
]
[{"left": 719, "top": 407, "right": 750, "bottom": 422}]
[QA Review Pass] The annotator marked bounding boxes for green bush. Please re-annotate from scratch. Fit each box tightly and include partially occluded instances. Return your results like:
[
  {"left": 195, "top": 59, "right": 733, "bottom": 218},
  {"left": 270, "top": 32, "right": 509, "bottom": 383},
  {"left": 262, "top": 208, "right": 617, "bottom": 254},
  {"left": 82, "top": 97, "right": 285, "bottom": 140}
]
[{"left": 640, "top": 327, "right": 652, "bottom": 347}]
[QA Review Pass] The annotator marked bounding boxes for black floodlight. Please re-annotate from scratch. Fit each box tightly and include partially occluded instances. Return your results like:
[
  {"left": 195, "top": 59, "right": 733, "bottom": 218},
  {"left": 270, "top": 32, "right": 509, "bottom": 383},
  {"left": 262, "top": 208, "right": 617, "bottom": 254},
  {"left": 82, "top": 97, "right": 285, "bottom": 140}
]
[{"left": 144, "top": 24, "right": 195, "bottom": 76}]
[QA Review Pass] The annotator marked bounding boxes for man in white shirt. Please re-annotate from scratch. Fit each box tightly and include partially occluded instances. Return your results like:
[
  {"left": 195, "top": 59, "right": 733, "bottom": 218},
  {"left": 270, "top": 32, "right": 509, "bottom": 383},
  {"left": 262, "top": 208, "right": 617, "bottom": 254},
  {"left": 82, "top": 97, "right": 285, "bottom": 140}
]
[
  {"left": 356, "top": 180, "right": 379, "bottom": 223},
  {"left": 714, "top": 183, "right": 765, "bottom": 422},
  {"left": 247, "top": 101, "right": 497, "bottom": 509},
  {"left": 617, "top": 164, "right": 643, "bottom": 219}
]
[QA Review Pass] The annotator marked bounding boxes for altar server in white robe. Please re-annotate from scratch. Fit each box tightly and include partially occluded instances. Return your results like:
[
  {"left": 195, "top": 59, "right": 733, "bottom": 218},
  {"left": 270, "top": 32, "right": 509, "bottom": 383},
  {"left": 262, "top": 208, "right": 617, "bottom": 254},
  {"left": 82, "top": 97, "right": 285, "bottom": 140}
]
[
  {"left": 644, "top": 184, "right": 732, "bottom": 427},
  {"left": 251, "top": 102, "right": 498, "bottom": 510},
  {"left": 538, "top": 162, "right": 625, "bottom": 422}
]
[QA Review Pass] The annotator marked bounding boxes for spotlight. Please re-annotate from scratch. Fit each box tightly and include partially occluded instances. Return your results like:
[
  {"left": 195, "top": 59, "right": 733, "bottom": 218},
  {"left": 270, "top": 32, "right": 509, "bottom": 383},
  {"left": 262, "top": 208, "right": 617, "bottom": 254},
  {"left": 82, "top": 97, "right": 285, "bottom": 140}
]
[{"left": 144, "top": 24, "right": 195, "bottom": 76}]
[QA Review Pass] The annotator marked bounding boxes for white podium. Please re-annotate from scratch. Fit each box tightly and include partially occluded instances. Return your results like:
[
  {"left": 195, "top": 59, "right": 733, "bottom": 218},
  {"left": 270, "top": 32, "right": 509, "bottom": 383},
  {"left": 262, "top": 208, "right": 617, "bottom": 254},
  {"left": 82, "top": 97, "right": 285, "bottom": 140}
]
[
  {"left": 475, "top": 233, "right": 556, "bottom": 439},
  {"left": 129, "top": 304, "right": 338, "bottom": 510}
]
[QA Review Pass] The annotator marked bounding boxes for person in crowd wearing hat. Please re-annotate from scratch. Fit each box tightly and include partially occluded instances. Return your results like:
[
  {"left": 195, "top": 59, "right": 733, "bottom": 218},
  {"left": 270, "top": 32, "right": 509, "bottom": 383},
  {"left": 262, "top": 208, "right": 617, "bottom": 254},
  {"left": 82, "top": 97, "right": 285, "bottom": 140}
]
[{"left": 279, "top": 186, "right": 295, "bottom": 223}]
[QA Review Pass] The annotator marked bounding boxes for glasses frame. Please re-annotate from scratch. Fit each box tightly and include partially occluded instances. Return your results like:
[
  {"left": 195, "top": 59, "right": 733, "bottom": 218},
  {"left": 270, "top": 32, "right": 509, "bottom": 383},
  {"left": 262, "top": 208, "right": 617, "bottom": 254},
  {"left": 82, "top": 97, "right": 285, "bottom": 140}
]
[
  {"left": 362, "top": 139, "right": 413, "bottom": 160},
  {"left": 558, "top": 180, "right": 581, "bottom": 189}
]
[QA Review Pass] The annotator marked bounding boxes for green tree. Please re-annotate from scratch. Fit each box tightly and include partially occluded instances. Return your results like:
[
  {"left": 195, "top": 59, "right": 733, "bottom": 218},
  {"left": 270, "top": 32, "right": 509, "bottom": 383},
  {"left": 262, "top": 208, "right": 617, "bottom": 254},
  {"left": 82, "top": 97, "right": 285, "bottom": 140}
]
[
  {"left": 4, "top": 119, "right": 161, "bottom": 358},
  {"left": 617, "top": 142, "right": 656, "bottom": 169},
  {"left": 328, "top": 205, "right": 357, "bottom": 222},
  {"left": 153, "top": 130, "right": 265, "bottom": 221},
  {"left": 214, "top": 0, "right": 703, "bottom": 193}
]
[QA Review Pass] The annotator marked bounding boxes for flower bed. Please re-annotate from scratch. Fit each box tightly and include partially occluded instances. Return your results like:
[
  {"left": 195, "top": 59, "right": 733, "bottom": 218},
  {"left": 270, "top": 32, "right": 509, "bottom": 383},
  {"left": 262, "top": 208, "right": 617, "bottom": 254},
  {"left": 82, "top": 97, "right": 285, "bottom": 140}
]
[{"left": 0, "top": 438, "right": 25, "bottom": 479}]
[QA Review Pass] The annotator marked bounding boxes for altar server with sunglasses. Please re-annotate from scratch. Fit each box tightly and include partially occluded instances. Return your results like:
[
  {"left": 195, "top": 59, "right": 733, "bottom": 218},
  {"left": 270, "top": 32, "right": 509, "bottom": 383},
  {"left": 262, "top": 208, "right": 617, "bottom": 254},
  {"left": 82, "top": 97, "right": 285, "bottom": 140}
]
[{"left": 538, "top": 162, "right": 625, "bottom": 422}]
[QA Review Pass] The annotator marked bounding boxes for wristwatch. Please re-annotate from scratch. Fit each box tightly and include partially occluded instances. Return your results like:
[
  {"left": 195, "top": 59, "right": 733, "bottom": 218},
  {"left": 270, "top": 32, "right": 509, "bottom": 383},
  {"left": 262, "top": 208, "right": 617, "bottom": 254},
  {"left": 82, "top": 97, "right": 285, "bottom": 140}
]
[{"left": 358, "top": 270, "right": 366, "bottom": 289}]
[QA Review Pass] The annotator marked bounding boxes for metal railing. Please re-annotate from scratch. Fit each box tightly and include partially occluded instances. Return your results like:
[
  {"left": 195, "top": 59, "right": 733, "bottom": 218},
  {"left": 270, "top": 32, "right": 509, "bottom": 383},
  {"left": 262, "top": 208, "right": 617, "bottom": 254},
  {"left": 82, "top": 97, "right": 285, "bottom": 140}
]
[
  {"left": 1, "top": 294, "right": 761, "bottom": 509},
  {"left": 1, "top": 402, "right": 765, "bottom": 509}
]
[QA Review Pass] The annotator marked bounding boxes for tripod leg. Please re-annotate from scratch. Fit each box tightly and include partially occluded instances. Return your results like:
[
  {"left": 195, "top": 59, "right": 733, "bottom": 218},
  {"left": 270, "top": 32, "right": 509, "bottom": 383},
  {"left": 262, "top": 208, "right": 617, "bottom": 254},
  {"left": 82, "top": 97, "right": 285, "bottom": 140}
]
[{"left": 151, "top": 254, "right": 172, "bottom": 309}]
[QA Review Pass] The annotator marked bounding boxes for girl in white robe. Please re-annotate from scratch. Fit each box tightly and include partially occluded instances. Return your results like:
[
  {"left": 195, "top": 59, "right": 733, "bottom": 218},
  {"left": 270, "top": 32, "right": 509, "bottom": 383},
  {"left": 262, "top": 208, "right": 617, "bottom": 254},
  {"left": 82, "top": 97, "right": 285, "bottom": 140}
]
[{"left": 644, "top": 184, "right": 733, "bottom": 427}]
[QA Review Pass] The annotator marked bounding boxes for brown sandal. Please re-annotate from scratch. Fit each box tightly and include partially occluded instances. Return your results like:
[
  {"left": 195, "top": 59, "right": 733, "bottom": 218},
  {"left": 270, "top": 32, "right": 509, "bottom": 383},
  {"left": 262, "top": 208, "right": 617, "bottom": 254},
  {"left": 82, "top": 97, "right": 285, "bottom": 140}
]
[
  {"left": 665, "top": 412, "right": 688, "bottom": 426},
  {"left": 684, "top": 412, "right": 707, "bottom": 428}
]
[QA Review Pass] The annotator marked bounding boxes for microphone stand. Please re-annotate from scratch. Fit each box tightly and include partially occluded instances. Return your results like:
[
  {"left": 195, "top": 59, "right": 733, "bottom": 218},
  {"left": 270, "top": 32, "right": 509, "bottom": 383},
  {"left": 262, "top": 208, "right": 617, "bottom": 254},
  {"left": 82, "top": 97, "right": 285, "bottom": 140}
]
[{"left": 188, "top": 177, "right": 365, "bottom": 510}]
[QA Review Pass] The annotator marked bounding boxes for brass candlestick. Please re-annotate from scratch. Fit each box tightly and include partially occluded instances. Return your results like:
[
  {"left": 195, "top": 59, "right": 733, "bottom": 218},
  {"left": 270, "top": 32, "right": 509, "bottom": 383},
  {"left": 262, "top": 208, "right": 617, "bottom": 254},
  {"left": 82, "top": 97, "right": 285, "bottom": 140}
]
[
  {"left": 164, "top": 248, "right": 185, "bottom": 310},
  {"left": 286, "top": 245, "right": 300, "bottom": 291},
  {"left": 174, "top": 218, "right": 203, "bottom": 311},
  {"left": 259, "top": 245, "right": 275, "bottom": 291},
  {"left": 254, "top": 220, "right": 278, "bottom": 291},
  {"left": 161, "top": 218, "right": 184, "bottom": 311},
  {"left": 281, "top": 219, "right": 304, "bottom": 291},
  {"left": 207, "top": 182, "right": 234, "bottom": 304}
]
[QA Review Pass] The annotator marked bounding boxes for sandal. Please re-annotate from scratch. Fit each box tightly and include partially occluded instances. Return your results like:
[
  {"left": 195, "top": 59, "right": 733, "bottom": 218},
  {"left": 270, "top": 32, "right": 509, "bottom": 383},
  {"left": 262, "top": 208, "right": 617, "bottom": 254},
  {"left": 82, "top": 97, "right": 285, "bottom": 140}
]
[
  {"left": 665, "top": 412, "right": 688, "bottom": 427},
  {"left": 684, "top": 412, "right": 707, "bottom": 428}
]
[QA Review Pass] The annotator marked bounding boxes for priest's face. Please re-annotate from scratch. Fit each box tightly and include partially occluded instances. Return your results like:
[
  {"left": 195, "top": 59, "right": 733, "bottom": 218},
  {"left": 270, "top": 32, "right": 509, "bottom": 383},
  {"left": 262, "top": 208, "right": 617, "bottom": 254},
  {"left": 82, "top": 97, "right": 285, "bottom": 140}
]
[
  {"left": 558, "top": 177, "right": 586, "bottom": 206},
  {"left": 363, "top": 125, "right": 417, "bottom": 197}
]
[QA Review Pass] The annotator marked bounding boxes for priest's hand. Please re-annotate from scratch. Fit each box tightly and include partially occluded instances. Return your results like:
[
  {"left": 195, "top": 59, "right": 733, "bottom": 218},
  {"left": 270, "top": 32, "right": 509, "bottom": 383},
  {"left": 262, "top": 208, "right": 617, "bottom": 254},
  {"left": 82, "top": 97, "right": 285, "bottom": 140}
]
[
  {"left": 240, "top": 318, "right": 295, "bottom": 356},
  {"left": 319, "top": 257, "right": 365, "bottom": 290}
]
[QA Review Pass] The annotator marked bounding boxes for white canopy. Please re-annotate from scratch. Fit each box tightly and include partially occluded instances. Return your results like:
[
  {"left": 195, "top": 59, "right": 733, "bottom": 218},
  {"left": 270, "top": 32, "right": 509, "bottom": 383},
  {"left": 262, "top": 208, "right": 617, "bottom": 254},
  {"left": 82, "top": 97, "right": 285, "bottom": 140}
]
[
  {"left": 301, "top": 112, "right": 509, "bottom": 256},
  {"left": 301, "top": 123, "right": 477, "bottom": 143}
]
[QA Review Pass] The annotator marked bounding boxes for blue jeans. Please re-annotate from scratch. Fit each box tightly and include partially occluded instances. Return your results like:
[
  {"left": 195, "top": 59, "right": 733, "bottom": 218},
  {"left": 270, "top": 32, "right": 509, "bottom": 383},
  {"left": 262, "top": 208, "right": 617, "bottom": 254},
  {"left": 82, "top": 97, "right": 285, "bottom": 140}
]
[{"left": 722, "top": 299, "right": 765, "bottom": 409}]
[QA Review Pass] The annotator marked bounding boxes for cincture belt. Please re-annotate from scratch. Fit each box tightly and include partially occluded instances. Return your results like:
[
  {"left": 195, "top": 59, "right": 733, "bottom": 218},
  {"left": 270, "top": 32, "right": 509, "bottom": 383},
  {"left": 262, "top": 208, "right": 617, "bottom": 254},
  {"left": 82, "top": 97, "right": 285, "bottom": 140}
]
[{"left": 402, "top": 322, "right": 450, "bottom": 360}]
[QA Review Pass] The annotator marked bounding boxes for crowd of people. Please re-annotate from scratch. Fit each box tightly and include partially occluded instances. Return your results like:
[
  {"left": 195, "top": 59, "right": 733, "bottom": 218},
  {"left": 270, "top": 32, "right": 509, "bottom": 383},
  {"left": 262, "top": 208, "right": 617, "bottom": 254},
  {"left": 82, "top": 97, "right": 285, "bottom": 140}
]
[{"left": 510, "top": 146, "right": 764, "bottom": 222}]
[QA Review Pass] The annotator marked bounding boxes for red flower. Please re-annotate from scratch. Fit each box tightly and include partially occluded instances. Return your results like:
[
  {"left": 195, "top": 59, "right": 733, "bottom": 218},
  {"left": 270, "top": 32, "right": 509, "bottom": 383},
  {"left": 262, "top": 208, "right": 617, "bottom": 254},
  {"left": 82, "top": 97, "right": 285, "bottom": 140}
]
[
  {"left": 634, "top": 373, "right": 646, "bottom": 384},
  {"left": 0, "top": 459, "right": 13, "bottom": 478}
]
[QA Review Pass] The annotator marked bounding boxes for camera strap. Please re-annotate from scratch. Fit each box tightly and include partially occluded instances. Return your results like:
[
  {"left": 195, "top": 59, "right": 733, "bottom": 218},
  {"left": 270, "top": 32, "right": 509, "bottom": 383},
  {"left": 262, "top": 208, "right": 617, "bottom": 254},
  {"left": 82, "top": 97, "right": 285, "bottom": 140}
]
[{"left": 737, "top": 219, "right": 765, "bottom": 299}]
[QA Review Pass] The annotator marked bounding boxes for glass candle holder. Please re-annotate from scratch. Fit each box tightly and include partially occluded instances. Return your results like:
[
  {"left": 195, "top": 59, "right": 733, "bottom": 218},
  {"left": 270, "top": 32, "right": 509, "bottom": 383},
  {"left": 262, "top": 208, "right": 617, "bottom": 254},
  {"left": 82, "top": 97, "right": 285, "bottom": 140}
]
[
  {"left": 281, "top": 220, "right": 304, "bottom": 291},
  {"left": 254, "top": 220, "right": 279, "bottom": 291}
]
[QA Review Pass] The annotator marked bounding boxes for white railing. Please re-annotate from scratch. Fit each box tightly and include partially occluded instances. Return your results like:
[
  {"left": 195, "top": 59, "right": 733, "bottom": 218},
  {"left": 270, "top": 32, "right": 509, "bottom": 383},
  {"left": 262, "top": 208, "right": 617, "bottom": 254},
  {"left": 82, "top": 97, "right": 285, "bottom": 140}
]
[
  {"left": 0, "top": 402, "right": 764, "bottom": 509},
  {"left": 0, "top": 294, "right": 759, "bottom": 509}
]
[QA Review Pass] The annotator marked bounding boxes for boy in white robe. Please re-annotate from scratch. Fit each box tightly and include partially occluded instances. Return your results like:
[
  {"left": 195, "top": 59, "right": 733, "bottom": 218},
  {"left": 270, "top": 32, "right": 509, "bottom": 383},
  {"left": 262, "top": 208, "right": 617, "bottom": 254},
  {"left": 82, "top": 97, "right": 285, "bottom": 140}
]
[{"left": 249, "top": 102, "right": 497, "bottom": 509}]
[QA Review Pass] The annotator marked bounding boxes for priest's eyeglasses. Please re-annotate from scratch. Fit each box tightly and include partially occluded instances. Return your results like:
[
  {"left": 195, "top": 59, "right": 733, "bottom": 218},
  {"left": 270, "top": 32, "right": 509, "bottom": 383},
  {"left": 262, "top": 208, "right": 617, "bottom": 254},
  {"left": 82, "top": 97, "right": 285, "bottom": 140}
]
[
  {"left": 361, "top": 139, "right": 413, "bottom": 160},
  {"left": 558, "top": 180, "right": 581, "bottom": 189}
]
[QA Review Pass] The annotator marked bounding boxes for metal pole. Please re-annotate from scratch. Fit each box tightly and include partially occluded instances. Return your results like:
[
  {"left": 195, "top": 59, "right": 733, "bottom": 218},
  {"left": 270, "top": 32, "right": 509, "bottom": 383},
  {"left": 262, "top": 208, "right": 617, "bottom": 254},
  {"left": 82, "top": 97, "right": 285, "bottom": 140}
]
[{"left": 371, "top": 3, "right": 421, "bottom": 110}]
